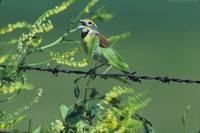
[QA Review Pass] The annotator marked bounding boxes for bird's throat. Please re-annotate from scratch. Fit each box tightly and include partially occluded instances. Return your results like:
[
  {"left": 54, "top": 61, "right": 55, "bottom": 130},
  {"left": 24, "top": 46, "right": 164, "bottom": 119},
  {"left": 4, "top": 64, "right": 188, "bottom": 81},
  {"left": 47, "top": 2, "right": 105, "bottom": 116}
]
[{"left": 81, "top": 30, "right": 89, "bottom": 39}]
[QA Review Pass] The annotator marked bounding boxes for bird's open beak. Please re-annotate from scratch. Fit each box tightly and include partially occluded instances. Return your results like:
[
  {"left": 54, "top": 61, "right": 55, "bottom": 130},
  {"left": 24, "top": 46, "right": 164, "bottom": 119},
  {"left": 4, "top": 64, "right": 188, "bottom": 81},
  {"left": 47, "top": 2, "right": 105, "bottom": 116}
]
[
  {"left": 77, "top": 25, "right": 86, "bottom": 29},
  {"left": 77, "top": 19, "right": 87, "bottom": 29},
  {"left": 79, "top": 19, "right": 86, "bottom": 25},
  {"left": 79, "top": 19, "right": 85, "bottom": 23}
]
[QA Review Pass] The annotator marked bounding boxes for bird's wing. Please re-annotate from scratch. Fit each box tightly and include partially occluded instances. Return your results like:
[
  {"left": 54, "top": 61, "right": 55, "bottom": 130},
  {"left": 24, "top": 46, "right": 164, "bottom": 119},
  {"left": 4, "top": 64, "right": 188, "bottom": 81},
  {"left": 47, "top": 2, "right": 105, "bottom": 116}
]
[
  {"left": 100, "top": 47, "right": 129, "bottom": 72},
  {"left": 97, "top": 33, "right": 110, "bottom": 48}
]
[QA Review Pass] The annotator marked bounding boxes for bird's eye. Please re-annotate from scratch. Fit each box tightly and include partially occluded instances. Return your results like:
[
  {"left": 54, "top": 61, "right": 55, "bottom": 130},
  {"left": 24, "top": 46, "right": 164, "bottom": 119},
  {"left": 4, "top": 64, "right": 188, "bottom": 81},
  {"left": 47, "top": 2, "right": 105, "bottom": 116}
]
[{"left": 88, "top": 21, "right": 92, "bottom": 25}]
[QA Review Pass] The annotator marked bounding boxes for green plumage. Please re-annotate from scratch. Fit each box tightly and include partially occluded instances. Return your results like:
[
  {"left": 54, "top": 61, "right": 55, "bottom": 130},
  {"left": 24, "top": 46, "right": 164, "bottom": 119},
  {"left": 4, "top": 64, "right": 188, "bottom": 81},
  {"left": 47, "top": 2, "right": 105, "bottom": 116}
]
[
  {"left": 83, "top": 32, "right": 129, "bottom": 72},
  {"left": 100, "top": 47, "right": 129, "bottom": 72},
  {"left": 80, "top": 19, "right": 129, "bottom": 73}
]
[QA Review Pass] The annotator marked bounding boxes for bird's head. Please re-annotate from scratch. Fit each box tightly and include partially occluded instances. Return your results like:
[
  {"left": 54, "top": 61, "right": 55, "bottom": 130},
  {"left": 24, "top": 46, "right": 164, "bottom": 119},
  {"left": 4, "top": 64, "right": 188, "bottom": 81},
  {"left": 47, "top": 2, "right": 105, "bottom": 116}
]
[{"left": 78, "top": 19, "right": 98, "bottom": 31}]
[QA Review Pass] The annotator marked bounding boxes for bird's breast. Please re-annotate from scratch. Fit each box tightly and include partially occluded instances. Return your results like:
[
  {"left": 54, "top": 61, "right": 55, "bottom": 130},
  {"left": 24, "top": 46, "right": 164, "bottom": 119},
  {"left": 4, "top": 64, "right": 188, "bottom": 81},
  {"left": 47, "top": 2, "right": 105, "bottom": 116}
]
[
  {"left": 81, "top": 32, "right": 94, "bottom": 53},
  {"left": 81, "top": 40, "right": 88, "bottom": 54}
]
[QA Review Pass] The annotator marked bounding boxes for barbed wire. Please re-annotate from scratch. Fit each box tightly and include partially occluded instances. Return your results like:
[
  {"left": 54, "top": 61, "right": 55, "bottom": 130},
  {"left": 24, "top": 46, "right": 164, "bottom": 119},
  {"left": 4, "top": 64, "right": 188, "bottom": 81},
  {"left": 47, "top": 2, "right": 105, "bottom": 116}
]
[
  {"left": 0, "top": 65, "right": 199, "bottom": 85},
  {"left": 1, "top": 64, "right": 195, "bottom": 133}
]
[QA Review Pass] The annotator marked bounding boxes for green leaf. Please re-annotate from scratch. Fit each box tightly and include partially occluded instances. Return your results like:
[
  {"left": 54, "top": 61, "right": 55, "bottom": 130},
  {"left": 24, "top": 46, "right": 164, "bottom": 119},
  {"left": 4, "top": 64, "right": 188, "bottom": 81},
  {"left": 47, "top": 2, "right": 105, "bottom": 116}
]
[
  {"left": 91, "top": 7, "right": 113, "bottom": 21},
  {"left": 11, "top": 115, "right": 26, "bottom": 126},
  {"left": 144, "top": 124, "right": 155, "bottom": 133},
  {"left": 182, "top": 105, "right": 191, "bottom": 133},
  {"left": 28, "top": 119, "right": 33, "bottom": 133},
  {"left": 22, "top": 83, "right": 34, "bottom": 90},
  {"left": 60, "top": 104, "right": 69, "bottom": 120},
  {"left": 33, "top": 126, "right": 42, "bottom": 133}
]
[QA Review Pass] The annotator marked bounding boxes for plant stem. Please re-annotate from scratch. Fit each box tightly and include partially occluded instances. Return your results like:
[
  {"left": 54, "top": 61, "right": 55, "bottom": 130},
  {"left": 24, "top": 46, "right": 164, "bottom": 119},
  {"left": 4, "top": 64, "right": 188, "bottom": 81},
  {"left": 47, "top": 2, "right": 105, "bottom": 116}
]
[
  {"left": 40, "top": 28, "right": 78, "bottom": 50},
  {"left": 25, "top": 59, "right": 51, "bottom": 67}
]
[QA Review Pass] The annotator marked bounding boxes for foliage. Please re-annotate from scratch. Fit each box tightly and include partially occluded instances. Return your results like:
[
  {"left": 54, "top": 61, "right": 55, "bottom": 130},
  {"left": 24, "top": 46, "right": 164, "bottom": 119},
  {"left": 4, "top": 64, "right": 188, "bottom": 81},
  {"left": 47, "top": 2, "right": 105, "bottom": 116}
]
[
  {"left": 50, "top": 47, "right": 88, "bottom": 68},
  {"left": 91, "top": 7, "right": 114, "bottom": 21},
  {"left": 0, "top": 0, "right": 150, "bottom": 133},
  {"left": 0, "top": 21, "right": 31, "bottom": 36},
  {"left": 53, "top": 86, "right": 149, "bottom": 133},
  {"left": 108, "top": 32, "right": 130, "bottom": 45},
  {"left": 0, "top": 81, "right": 33, "bottom": 94},
  {"left": 0, "top": 88, "right": 43, "bottom": 130}
]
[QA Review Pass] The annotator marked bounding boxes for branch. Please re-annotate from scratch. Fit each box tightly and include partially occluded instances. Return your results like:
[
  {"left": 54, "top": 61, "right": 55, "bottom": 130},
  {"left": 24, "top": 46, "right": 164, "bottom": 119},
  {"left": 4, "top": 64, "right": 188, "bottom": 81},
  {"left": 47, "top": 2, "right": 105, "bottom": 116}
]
[{"left": 0, "top": 65, "right": 200, "bottom": 85}]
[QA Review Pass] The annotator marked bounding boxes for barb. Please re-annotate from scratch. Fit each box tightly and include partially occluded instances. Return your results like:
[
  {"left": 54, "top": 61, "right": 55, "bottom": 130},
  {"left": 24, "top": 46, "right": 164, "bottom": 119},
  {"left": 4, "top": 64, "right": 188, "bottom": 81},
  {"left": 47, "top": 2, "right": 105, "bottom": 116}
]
[{"left": 0, "top": 65, "right": 200, "bottom": 85}]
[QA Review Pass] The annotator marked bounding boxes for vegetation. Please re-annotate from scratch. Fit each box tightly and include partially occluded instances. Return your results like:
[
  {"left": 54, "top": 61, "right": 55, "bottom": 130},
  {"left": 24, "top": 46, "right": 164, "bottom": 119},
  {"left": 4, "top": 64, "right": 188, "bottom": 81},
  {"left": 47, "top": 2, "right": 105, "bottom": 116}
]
[{"left": 0, "top": 0, "right": 152, "bottom": 132}]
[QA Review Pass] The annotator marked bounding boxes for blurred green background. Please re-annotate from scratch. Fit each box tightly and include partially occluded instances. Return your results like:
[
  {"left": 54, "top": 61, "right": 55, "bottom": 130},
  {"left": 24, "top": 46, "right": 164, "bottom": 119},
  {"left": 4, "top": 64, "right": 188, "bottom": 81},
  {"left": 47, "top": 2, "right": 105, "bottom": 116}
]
[{"left": 1, "top": 0, "right": 200, "bottom": 132}]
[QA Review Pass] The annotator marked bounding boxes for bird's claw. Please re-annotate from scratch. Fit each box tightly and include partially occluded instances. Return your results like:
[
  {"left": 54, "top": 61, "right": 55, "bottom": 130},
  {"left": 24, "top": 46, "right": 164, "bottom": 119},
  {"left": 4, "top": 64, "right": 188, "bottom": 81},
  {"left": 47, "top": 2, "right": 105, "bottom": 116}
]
[
  {"left": 52, "top": 65, "right": 61, "bottom": 76},
  {"left": 87, "top": 68, "right": 97, "bottom": 79},
  {"left": 127, "top": 71, "right": 141, "bottom": 83}
]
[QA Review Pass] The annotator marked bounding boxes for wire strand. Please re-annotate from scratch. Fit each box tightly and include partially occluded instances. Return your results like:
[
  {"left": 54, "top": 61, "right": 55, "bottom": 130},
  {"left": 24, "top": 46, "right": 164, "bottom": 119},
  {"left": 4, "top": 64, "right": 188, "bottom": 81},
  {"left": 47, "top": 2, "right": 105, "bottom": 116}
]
[{"left": 0, "top": 65, "right": 199, "bottom": 85}]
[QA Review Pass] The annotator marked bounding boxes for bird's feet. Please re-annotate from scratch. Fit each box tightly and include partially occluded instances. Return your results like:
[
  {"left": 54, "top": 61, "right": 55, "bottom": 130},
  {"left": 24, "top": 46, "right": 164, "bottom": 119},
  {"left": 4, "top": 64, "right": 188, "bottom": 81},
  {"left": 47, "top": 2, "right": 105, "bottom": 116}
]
[
  {"left": 126, "top": 71, "right": 141, "bottom": 83},
  {"left": 87, "top": 68, "right": 97, "bottom": 79},
  {"left": 87, "top": 64, "right": 104, "bottom": 79}
]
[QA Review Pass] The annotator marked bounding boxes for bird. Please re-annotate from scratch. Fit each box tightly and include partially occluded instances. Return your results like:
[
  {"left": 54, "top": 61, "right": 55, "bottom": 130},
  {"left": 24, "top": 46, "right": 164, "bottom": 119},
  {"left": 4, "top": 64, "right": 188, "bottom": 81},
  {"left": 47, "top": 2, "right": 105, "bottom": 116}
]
[{"left": 78, "top": 19, "right": 129, "bottom": 74}]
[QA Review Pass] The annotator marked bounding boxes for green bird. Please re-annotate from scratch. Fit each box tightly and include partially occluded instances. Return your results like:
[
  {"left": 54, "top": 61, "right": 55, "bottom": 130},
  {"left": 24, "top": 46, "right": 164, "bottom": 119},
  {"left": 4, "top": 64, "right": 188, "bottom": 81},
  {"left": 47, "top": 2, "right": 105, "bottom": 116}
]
[{"left": 78, "top": 19, "right": 129, "bottom": 73}]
